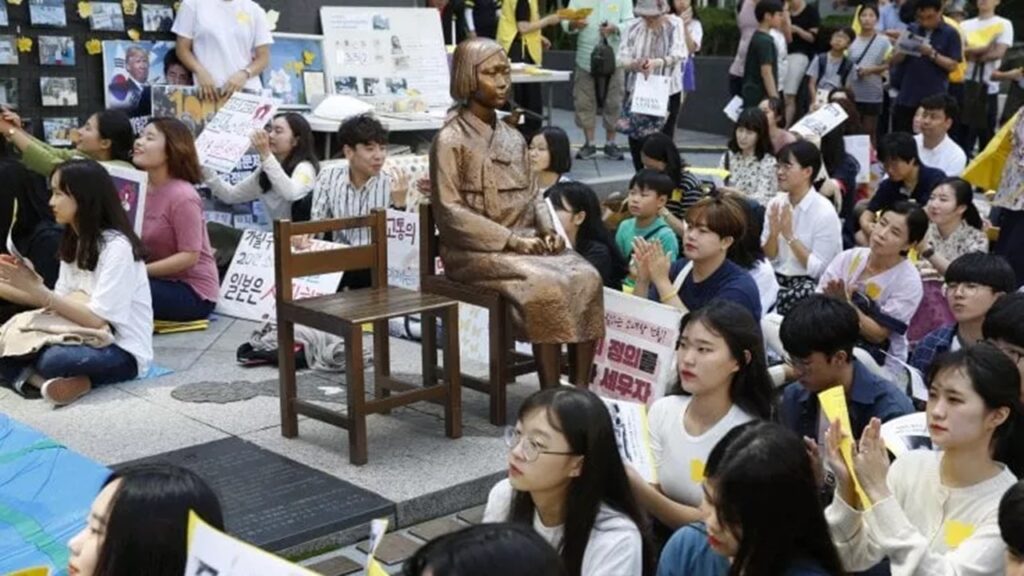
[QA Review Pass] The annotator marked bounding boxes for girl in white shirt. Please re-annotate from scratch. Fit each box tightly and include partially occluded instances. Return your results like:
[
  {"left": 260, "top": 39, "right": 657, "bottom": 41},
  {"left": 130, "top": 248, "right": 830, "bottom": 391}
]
[
  {"left": 0, "top": 159, "right": 153, "bottom": 406},
  {"left": 629, "top": 300, "right": 776, "bottom": 530},
  {"left": 825, "top": 343, "right": 1024, "bottom": 576},
  {"left": 483, "top": 387, "right": 651, "bottom": 576},
  {"left": 203, "top": 113, "right": 320, "bottom": 222}
]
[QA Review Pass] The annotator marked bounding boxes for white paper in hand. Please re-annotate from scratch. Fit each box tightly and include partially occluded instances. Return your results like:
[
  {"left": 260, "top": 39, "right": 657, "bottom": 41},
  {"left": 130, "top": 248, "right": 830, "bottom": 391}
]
[
  {"left": 631, "top": 74, "right": 671, "bottom": 118},
  {"left": 879, "top": 412, "right": 933, "bottom": 457},
  {"left": 791, "top": 103, "right": 849, "bottom": 139},
  {"left": 601, "top": 397, "right": 658, "bottom": 484},
  {"left": 723, "top": 96, "right": 743, "bottom": 122}
]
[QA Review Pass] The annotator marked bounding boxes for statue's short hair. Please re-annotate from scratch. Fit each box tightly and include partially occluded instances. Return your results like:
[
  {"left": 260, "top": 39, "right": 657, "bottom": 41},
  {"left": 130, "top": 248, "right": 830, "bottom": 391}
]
[{"left": 450, "top": 38, "right": 507, "bottom": 103}]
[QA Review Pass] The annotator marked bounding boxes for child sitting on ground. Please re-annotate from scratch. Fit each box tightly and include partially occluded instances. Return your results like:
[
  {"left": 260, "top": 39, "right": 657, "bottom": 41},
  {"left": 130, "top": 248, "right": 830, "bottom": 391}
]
[{"left": 615, "top": 169, "right": 680, "bottom": 288}]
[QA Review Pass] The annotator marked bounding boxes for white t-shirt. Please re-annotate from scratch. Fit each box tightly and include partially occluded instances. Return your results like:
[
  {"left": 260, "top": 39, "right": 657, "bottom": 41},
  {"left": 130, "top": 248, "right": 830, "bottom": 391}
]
[
  {"left": 172, "top": 0, "right": 274, "bottom": 91},
  {"left": 960, "top": 16, "right": 1015, "bottom": 95},
  {"left": 914, "top": 134, "right": 967, "bottom": 177},
  {"left": 760, "top": 189, "right": 843, "bottom": 279},
  {"left": 648, "top": 395, "right": 756, "bottom": 506},
  {"left": 482, "top": 479, "right": 643, "bottom": 576},
  {"left": 751, "top": 259, "right": 780, "bottom": 315},
  {"left": 54, "top": 231, "right": 153, "bottom": 376}
]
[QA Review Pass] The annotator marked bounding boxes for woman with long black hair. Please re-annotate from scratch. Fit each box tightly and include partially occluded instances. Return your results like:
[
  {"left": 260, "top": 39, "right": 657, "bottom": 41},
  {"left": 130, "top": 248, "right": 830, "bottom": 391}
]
[
  {"left": 483, "top": 387, "right": 653, "bottom": 576},
  {"left": 0, "top": 109, "right": 135, "bottom": 176},
  {"left": 548, "top": 182, "right": 628, "bottom": 289},
  {"left": 203, "top": 112, "right": 320, "bottom": 222}
]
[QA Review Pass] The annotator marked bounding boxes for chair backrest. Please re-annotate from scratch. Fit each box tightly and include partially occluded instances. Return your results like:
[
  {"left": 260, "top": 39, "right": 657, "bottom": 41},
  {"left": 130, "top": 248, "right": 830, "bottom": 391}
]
[
  {"left": 273, "top": 209, "right": 388, "bottom": 304},
  {"left": 419, "top": 200, "right": 440, "bottom": 277}
]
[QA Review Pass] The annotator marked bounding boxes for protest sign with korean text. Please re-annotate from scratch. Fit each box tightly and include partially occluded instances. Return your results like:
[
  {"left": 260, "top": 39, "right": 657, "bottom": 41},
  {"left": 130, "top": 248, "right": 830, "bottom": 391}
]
[
  {"left": 215, "top": 230, "right": 343, "bottom": 322},
  {"left": 386, "top": 208, "right": 420, "bottom": 290},
  {"left": 195, "top": 92, "right": 278, "bottom": 173},
  {"left": 791, "top": 103, "right": 849, "bottom": 140},
  {"left": 602, "top": 397, "right": 658, "bottom": 483},
  {"left": 589, "top": 289, "right": 683, "bottom": 406}
]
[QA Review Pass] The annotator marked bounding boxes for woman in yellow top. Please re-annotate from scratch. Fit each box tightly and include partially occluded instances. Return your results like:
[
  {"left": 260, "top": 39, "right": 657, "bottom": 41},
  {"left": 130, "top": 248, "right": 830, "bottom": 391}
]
[{"left": 497, "top": 0, "right": 564, "bottom": 133}]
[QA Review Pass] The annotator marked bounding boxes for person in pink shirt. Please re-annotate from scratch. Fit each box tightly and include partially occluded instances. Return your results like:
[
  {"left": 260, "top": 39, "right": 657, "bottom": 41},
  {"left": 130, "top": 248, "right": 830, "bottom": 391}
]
[{"left": 132, "top": 118, "right": 219, "bottom": 321}]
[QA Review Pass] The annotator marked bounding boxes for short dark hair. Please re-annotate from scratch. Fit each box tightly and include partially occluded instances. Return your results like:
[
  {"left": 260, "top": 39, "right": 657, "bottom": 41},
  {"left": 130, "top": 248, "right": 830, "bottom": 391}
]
[
  {"left": 878, "top": 132, "right": 920, "bottom": 165},
  {"left": 629, "top": 168, "right": 675, "bottom": 198},
  {"left": 533, "top": 126, "right": 572, "bottom": 175},
  {"left": 1000, "top": 481, "right": 1024, "bottom": 562},
  {"left": 983, "top": 293, "right": 1024, "bottom": 346},
  {"left": 780, "top": 294, "right": 860, "bottom": 361},
  {"left": 686, "top": 194, "right": 747, "bottom": 248},
  {"left": 945, "top": 253, "right": 1017, "bottom": 294},
  {"left": 94, "top": 463, "right": 223, "bottom": 576},
  {"left": 778, "top": 140, "right": 823, "bottom": 183},
  {"left": 755, "top": 0, "right": 783, "bottom": 21},
  {"left": 729, "top": 107, "right": 772, "bottom": 160},
  {"left": 337, "top": 113, "right": 388, "bottom": 151},
  {"left": 163, "top": 49, "right": 186, "bottom": 76},
  {"left": 858, "top": 3, "right": 881, "bottom": 19},
  {"left": 920, "top": 93, "right": 959, "bottom": 122},
  {"left": 884, "top": 201, "right": 929, "bottom": 245},
  {"left": 915, "top": 0, "right": 942, "bottom": 12},
  {"left": 402, "top": 523, "right": 567, "bottom": 576},
  {"left": 834, "top": 27, "right": 856, "bottom": 43}
]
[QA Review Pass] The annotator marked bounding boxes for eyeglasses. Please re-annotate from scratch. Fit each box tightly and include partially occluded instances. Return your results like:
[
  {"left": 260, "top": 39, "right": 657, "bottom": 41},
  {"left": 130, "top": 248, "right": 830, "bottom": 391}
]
[
  {"left": 942, "top": 282, "right": 986, "bottom": 297},
  {"left": 503, "top": 427, "right": 577, "bottom": 463}
]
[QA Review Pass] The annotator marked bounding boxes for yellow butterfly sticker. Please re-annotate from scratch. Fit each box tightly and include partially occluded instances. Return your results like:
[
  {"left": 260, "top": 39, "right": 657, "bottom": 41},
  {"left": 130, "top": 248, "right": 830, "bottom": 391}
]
[
  {"left": 7, "top": 0, "right": 24, "bottom": 6},
  {"left": 689, "top": 459, "right": 705, "bottom": 483},
  {"left": 173, "top": 1, "right": 180, "bottom": 12},
  {"left": 302, "top": 50, "right": 316, "bottom": 66},
  {"left": 943, "top": 520, "right": 975, "bottom": 549},
  {"left": 77, "top": 1, "right": 93, "bottom": 18},
  {"left": 85, "top": 38, "right": 102, "bottom": 55},
  {"left": 236, "top": 10, "right": 251, "bottom": 25},
  {"left": 127, "top": 28, "right": 140, "bottom": 41},
  {"left": 16, "top": 37, "right": 32, "bottom": 53},
  {"left": 121, "top": 0, "right": 137, "bottom": 16}
]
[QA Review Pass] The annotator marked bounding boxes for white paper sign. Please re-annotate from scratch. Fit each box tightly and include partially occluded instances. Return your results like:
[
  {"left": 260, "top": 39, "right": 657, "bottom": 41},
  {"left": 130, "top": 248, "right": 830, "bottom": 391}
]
[
  {"left": 880, "top": 412, "right": 933, "bottom": 456},
  {"left": 184, "top": 511, "right": 319, "bottom": 576},
  {"left": 589, "top": 289, "right": 683, "bottom": 406},
  {"left": 386, "top": 208, "right": 420, "bottom": 290},
  {"left": 631, "top": 74, "right": 671, "bottom": 117},
  {"left": 601, "top": 397, "right": 658, "bottom": 483},
  {"left": 545, "top": 198, "right": 572, "bottom": 247},
  {"left": 845, "top": 135, "right": 871, "bottom": 184},
  {"left": 723, "top": 96, "right": 743, "bottom": 122},
  {"left": 895, "top": 30, "right": 929, "bottom": 56},
  {"left": 215, "top": 230, "right": 344, "bottom": 322},
  {"left": 195, "top": 92, "right": 278, "bottom": 173},
  {"left": 791, "top": 103, "right": 849, "bottom": 139}
]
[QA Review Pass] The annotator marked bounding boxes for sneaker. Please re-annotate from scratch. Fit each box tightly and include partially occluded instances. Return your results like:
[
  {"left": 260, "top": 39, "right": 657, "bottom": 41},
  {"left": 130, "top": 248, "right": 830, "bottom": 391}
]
[
  {"left": 40, "top": 376, "right": 92, "bottom": 407},
  {"left": 576, "top": 144, "right": 598, "bottom": 160},
  {"left": 603, "top": 142, "right": 624, "bottom": 160}
]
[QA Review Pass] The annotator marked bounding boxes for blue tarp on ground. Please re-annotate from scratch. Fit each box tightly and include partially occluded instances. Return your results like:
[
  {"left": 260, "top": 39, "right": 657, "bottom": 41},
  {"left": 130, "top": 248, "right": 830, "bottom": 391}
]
[{"left": 0, "top": 414, "right": 109, "bottom": 576}]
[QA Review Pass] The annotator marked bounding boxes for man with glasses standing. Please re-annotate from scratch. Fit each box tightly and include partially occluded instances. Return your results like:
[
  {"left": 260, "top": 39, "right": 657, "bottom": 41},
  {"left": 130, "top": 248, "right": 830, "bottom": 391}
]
[{"left": 910, "top": 253, "right": 1017, "bottom": 377}]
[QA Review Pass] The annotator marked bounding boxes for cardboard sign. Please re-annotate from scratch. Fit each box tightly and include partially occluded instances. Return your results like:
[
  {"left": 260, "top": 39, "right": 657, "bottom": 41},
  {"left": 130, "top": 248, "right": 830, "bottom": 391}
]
[
  {"left": 589, "top": 289, "right": 683, "bottom": 406},
  {"left": 844, "top": 135, "right": 872, "bottom": 184},
  {"left": 602, "top": 397, "right": 658, "bottom": 483},
  {"left": 631, "top": 74, "right": 671, "bottom": 118},
  {"left": 791, "top": 103, "right": 849, "bottom": 139},
  {"left": 184, "top": 511, "right": 319, "bottom": 576},
  {"left": 103, "top": 164, "right": 148, "bottom": 236},
  {"left": 195, "top": 92, "right": 278, "bottom": 173},
  {"left": 215, "top": 230, "right": 343, "bottom": 322}
]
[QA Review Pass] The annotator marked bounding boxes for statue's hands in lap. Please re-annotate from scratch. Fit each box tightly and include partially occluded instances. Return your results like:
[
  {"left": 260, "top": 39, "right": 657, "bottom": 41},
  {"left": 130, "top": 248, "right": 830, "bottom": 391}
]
[
  {"left": 507, "top": 235, "right": 548, "bottom": 255},
  {"left": 540, "top": 232, "right": 565, "bottom": 254}
]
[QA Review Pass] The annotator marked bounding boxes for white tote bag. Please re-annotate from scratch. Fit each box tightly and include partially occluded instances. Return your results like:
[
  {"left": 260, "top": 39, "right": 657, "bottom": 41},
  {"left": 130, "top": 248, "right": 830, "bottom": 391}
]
[{"left": 630, "top": 74, "right": 671, "bottom": 118}]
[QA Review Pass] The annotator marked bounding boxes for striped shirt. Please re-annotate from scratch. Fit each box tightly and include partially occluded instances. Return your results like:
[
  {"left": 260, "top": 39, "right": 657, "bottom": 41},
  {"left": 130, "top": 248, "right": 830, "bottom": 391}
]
[{"left": 310, "top": 164, "right": 393, "bottom": 246}]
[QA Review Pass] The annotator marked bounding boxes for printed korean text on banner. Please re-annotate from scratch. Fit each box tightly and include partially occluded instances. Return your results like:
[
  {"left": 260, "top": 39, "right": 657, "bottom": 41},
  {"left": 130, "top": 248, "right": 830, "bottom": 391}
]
[
  {"left": 386, "top": 208, "right": 420, "bottom": 290},
  {"left": 195, "top": 92, "right": 278, "bottom": 173},
  {"left": 630, "top": 74, "right": 671, "bottom": 118},
  {"left": 215, "top": 230, "right": 343, "bottom": 322},
  {"left": 791, "top": 102, "right": 850, "bottom": 140},
  {"left": 590, "top": 289, "right": 683, "bottom": 406},
  {"left": 103, "top": 164, "right": 148, "bottom": 236},
  {"left": 601, "top": 397, "right": 658, "bottom": 483},
  {"left": 184, "top": 511, "right": 320, "bottom": 576}
]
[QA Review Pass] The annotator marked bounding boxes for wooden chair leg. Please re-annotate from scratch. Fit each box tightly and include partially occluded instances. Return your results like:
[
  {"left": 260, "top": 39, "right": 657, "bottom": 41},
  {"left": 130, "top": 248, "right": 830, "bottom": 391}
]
[
  {"left": 442, "top": 305, "right": 462, "bottom": 439},
  {"left": 421, "top": 311, "right": 438, "bottom": 387},
  {"left": 346, "top": 323, "right": 368, "bottom": 465},
  {"left": 277, "top": 318, "right": 299, "bottom": 438},
  {"left": 488, "top": 302, "right": 508, "bottom": 427},
  {"left": 373, "top": 319, "right": 391, "bottom": 414}
]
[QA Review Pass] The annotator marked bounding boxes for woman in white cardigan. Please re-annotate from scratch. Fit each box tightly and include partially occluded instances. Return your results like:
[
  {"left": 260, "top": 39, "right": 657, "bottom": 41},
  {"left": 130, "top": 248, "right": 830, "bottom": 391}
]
[
  {"left": 825, "top": 343, "right": 1024, "bottom": 576},
  {"left": 203, "top": 112, "right": 320, "bottom": 221}
]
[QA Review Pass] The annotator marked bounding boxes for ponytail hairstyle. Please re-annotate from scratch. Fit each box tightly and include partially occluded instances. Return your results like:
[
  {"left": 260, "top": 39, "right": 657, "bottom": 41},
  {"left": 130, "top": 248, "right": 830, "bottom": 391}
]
[
  {"left": 259, "top": 113, "right": 320, "bottom": 193},
  {"left": 928, "top": 343, "right": 1024, "bottom": 477},
  {"left": 95, "top": 110, "right": 135, "bottom": 163},
  {"left": 933, "top": 177, "right": 983, "bottom": 230}
]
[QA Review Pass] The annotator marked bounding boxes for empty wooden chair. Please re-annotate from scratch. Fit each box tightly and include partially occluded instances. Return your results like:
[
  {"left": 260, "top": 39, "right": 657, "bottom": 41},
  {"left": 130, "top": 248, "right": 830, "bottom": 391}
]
[{"left": 274, "top": 209, "right": 462, "bottom": 465}]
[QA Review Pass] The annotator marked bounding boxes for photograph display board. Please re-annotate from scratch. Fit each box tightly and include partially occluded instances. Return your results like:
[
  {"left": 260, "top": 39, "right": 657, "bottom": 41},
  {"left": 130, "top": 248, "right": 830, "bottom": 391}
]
[
  {"left": 262, "top": 33, "right": 326, "bottom": 110},
  {"left": 320, "top": 7, "right": 451, "bottom": 113}
]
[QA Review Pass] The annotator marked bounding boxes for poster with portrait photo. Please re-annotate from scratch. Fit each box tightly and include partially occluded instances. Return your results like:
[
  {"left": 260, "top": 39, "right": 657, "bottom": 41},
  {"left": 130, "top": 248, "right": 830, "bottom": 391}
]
[
  {"left": 40, "top": 77, "right": 78, "bottom": 107},
  {"left": 29, "top": 0, "right": 67, "bottom": 27},
  {"left": 141, "top": 4, "right": 175, "bottom": 32},
  {"left": 39, "top": 36, "right": 75, "bottom": 67},
  {"left": 334, "top": 76, "right": 358, "bottom": 96},
  {"left": 105, "top": 164, "right": 149, "bottom": 235},
  {"left": 91, "top": 3, "right": 125, "bottom": 31},
  {"left": 102, "top": 40, "right": 176, "bottom": 114},
  {"left": 0, "top": 79, "right": 17, "bottom": 108},
  {"left": 0, "top": 4, "right": 8, "bottom": 27},
  {"left": 43, "top": 117, "right": 77, "bottom": 146},
  {"left": 0, "top": 35, "right": 18, "bottom": 66}
]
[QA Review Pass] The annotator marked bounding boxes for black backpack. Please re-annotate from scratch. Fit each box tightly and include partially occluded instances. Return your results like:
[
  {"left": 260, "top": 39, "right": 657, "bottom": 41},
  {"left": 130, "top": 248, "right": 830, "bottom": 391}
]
[
  {"left": 591, "top": 37, "right": 616, "bottom": 78},
  {"left": 817, "top": 53, "right": 854, "bottom": 87}
]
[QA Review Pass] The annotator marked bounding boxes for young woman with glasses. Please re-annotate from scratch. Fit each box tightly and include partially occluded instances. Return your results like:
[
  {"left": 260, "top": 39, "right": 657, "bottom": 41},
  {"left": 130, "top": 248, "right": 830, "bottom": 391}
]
[
  {"left": 627, "top": 300, "right": 775, "bottom": 532},
  {"left": 483, "top": 387, "right": 652, "bottom": 576}
]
